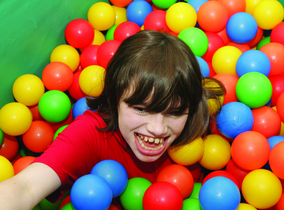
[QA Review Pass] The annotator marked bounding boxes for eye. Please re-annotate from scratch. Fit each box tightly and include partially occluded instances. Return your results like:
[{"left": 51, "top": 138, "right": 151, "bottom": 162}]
[{"left": 133, "top": 106, "right": 146, "bottom": 114}]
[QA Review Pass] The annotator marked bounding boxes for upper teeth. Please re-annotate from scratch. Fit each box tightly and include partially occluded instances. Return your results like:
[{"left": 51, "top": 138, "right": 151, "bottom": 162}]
[{"left": 138, "top": 134, "right": 164, "bottom": 144}]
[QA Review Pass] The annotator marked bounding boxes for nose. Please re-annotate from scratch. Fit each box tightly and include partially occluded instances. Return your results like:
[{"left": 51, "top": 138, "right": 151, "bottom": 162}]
[{"left": 147, "top": 113, "right": 168, "bottom": 136}]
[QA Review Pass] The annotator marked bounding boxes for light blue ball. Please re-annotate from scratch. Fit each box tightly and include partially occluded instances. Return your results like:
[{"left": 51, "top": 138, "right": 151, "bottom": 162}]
[
  {"left": 126, "top": 1, "right": 153, "bottom": 27},
  {"left": 72, "top": 97, "right": 91, "bottom": 119},
  {"left": 196, "top": 56, "right": 210, "bottom": 77}
]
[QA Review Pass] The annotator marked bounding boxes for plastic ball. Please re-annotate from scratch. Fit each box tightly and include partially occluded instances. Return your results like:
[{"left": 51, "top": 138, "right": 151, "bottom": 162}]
[
  {"left": 68, "top": 71, "right": 85, "bottom": 101},
  {"left": 79, "top": 65, "right": 105, "bottom": 97},
  {"left": 105, "top": 25, "right": 118, "bottom": 41},
  {"left": 217, "top": 27, "right": 231, "bottom": 45},
  {"left": 126, "top": 1, "right": 153, "bottom": 27},
  {"left": 60, "top": 202, "right": 74, "bottom": 210},
  {"left": 276, "top": 92, "right": 284, "bottom": 122},
  {"left": 202, "top": 32, "right": 224, "bottom": 62},
  {"left": 237, "top": 203, "right": 257, "bottom": 210},
  {"left": 246, "top": 26, "right": 263, "bottom": 48},
  {"left": 195, "top": 56, "right": 209, "bottom": 77},
  {"left": 110, "top": 0, "right": 132, "bottom": 7},
  {"left": 202, "top": 170, "right": 240, "bottom": 189},
  {"left": 87, "top": 2, "right": 115, "bottom": 31},
  {"left": 113, "top": 21, "right": 141, "bottom": 42},
  {"left": 213, "top": 73, "right": 238, "bottom": 105},
  {"left": 271, "top": 22, "right": 284, "bottom": 46},
  {"left": 38, "top": 90, "right": 71, "bottom": 123},
  {"left": 251, "top": 106, "right": 281, "bottom": 139},
  {"left": 53, "top": 124, "right": 68, "bottom": 140},
  {"left": 12, "top": 74, "right": 45, "bottom": 106},
  {"left": 91, "top": 30, "right": 105, "bottom": 46},
  {"left": 0, "top": 102, "right": 32, "bottom": 136},
  {"left": 80, "top": 45, "right": 99, "bottom": 69},
  {"left": 226, "top": 12, "right": 257, "bottom": 44},
  {"left": 236, "top": 72, "right": 272, "bottom": 108},
  {"left": 197, "top": 1, "right": 229, "bottom": 33},
  {"left": 143, "top": 182, "right": 183, "bottom": 210},
  {"left": 97, "top": 40, "right": 120, "bottom": 69},
  {"left": 226, "top": 42, "right": 250, "bottom": 53},
  {"left": 245, "top": 0, "right": 262, "bottom": 15},
  {"left": 199, "top": 176, "right": 240, "bottom": 210},
  {"left": 165, "top": 2, "right": 197, "bottom": 33},
  {"left": 70, "top": 174, "right": 113, "bottom": 210},
  {"left": 269, "top": 75, "right": 284, "bottom": 107},
  {"left": 199, "top": 134, "right": 231, "bottom": 170},
  {"left": 72, "top": 97, "right": 90, "bottom": 119},
  {"left": 182, "top": 198, "right": 201, "bottom": 210},
  {"left": 0, "top": 155, "right": 14, "bottom": 182},
  {"left": 236, "top": 50, "right": 271, "bottom": 77},
  {"left": 268, "top": 135, "right": 284, "bottom": 150},
  {"left": 219, "top": 0, "right": 246, "bottom": 17},
  {"left": 0, "top": 134, "right": 19, "bottom": 161},
  {"left": 242, "top": 169, "right": 282, "bottom": 209},
  {"left": 252, "top": 0, "right": 284, "bottom": 30},
  {"left": 204, "top": 78, "right": 224, "bottom": 115},
  {"left": 231, "top": 131, "right": 270, "bottom": 170},
  {"left": 0, "top": 129, "right": 3, "bottom": 146},
  {"left": 256, "top": 36, "right": 271, "bottom": 50},
  {"left": 144, "top": 10, "right": 170, "bottom": 32},
  {"left": 216, "top": 102, "right": 254, "bottom": 139},
  {"left": 91, "top": 160, "right": 128, "bottom": 198},
  {"left": 112, "top": 6, "right": 127, "bottom": 26},
  {"left": 260, "top": 42, "right": 284, "bottom": 76},
  {"left": 22, "top": 120, "right": 54, "bottom": 153},
  {"left": 212, "top": 46, "right": 242, "bottom": 76},
  {"left": 120, "top": 177, "right": 152, "bottom": 210},
  {"left": 178, "top": 27, "right": 208, "bottom": 57},
  {"left": 152, "top": 0, "right": 177, "bottom": 9},
  {"left": 168, "top": 136, "right": 204, "bottom": 166},
  {"left": 269, "top": 141, "right": 284, "bottom": 179},
  {"left": 276, "top": 193, "right": 284, "bottom": 210},
  {"left": 50, "top": 44, "right": 80, "bottom": 72},
  {"left": 156, "top": 164, "right": 194, "bottom": 199},
  {"left": 65, "top": 19, "right": 94, "bottom": 49},
  {"left": 42, "top": 62, "right": 74, "bottom": 91},
  {"left": 13, "top": 156, "right": 36, "bottom": 175},
  {"left": 187, "top": 0, "right": 209, "bottom": 14}
]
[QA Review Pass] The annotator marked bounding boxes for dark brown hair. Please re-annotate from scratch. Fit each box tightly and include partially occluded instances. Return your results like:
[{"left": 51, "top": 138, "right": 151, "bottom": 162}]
[{"left": 87, "top": 30, "right": 224, "bottom": 147}]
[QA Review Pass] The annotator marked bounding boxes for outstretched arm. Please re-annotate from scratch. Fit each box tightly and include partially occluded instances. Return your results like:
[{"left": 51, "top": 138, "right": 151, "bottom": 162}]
[{"left": 0, "top": 162, "right": 61, "bottom": 210}]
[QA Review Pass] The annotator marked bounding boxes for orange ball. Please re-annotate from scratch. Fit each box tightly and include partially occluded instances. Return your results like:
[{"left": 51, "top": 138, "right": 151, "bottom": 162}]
[
  {"left": 276, "top": 92, "right": 284, "bottom": 122},
  {"left": 269, "top": 141, "right": 284, "bottom": 179},
  {"left": 13, "top": 156, "right": 36, "bottom": 175},
  {"left": 0, "top": 134, "right": 19, "bottom": 161}
]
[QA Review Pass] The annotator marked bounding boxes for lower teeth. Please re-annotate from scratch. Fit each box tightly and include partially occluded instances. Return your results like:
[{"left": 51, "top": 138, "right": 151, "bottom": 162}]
[{"left": 138, "top": 139, "right": 163, "bottom": 151}]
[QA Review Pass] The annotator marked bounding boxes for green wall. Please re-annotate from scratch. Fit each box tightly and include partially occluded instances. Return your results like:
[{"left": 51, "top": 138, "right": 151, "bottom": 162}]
[{"left": 0, "top": 0, "right": 108, "bottom": 109}]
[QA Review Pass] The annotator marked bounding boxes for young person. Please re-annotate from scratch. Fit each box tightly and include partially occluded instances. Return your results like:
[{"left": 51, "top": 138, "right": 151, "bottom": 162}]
[{"left": 0, "top": 30, "right": 224, "bottom": 209}]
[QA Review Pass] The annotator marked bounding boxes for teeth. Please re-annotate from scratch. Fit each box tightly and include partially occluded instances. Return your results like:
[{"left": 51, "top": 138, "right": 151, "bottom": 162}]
[
  {"left": 149, "top": 138, "right": 154, "bottom": 143},
  {"left": 137, "top": 134, "right": 165, "bottom": 151},
  {"left": 144, "top": 137, "right": 148, "bottom": 142},
  {"left": 155, "top": 139, "right": 160, "bottom": 144}
]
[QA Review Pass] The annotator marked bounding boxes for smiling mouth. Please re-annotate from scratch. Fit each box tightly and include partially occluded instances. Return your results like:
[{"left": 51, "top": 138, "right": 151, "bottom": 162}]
[{"left": 136, "top": 133, "right": 167, "bottom": 151}]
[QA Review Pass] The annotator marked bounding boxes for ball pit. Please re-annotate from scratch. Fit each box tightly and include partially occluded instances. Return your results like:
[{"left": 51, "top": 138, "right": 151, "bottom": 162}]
[{"left": 2, "top": 0, "right": 284, "bottom": 209}]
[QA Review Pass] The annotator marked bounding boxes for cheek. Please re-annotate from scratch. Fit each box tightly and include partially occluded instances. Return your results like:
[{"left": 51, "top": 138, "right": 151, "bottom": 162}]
[{"left": 171, "top": 117, "right": 188, "bottom": 134}]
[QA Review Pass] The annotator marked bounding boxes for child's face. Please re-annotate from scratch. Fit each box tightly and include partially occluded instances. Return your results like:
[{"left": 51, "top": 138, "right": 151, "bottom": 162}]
[{"left": 117, "top": 100, "right": 188, "bottom": 162}]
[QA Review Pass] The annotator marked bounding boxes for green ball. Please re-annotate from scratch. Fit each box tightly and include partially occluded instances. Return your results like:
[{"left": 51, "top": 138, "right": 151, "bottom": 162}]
[
  {"left": 236, "top": 72, "right": 272, "bottom": 108},
  {"left": 106, "top": 24, "right": 118, "bottom": 41},
  {"left": 120, "top": 177, "right": 152, "bottom": 210},
  {"left": 38, "top": 90, "right": 71, "bottom": 123},
  {"left": 178, "top": 27, "right": 208, "bottom": 57},
  {"left": 182, "top": 198, "right": 202, "bottom": 210},
  {"left": 0, "top": 128, "right": 4, "bottom": 146},
  {"left": 257, "top": 36, "right": 271, "bottom": 50},
  {"left": 53, "top": 124, "right": 69, "bottom": 140},
  {"left": 61, "top": 203, "right": 75, "bottom": 210},
  {"left": 189, "top": 182, "right": 202, "bottom": 199},
  {"left": 152, "top": 0, "right": 177, "bottom": 9}
]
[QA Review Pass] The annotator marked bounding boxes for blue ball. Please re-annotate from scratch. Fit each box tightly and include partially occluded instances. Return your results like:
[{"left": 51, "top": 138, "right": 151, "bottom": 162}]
[
  {"left": 236, "top": 50, "right": 271, "bottom": 77},
  {"left": 196, "top": 56, "right": 210, "bottom": 77},
  {"left": 199, "top": 177, "right": 241, "bottom": 210},
  {"left": 70, "top": 174, "right": 112, "bottom": 210},
  {"left": 187, "top": 0, "right": 208, "bottom": 13},
  {"left": 226, "top": 12, "right": 258, "bottom": 44},
  {"left": 267, "top": 136, "right": 284, "bottom": 150},
  {"left": 126, "top": 1, "right": 153, "bottom": 27},
  {"left": 216, "top": 102, "right": 254, "bottom": 139},
  {"left": 91, "top": 160, "right": 128, "bottom": 198},
  {"left": 72, "top": 97, "right": 91, "bottom": 119}
]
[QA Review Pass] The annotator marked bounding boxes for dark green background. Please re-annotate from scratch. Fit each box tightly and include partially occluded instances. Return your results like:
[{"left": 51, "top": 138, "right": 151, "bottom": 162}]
[{"left": 0, "top": 0, "right": 108, "bottom": 109}]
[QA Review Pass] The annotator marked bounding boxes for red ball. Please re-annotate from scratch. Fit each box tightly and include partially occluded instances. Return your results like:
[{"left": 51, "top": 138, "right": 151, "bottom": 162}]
[
  {"left": 110, "top": 0, "right": 132, "bottom": 7},
  {"left": 217, "top": 28, "right": 231, "bottom": 45},
  {"left": 42, "top": 62, "right": 74, "bottom": 91},
  {"left": 219, "top": 0, "right": 246, "bottom": 17},
  {"left": 156, "top": 164, "right": 194, "bottom": 199},
  {"left": 29, "top": 105, "right": 44, "bottom": 121},
  {"left": 113, "top": 21, "right": 141, "bottom": 42},
  {"left": 0, "top": 134, "right": 19, "bottom": 161},
  {"left": 68, "top": 71, "right": 85, "bottom": 101},
  {"left": 246, "top": 27, "right": 263, "bottom": 48},
  {"left": 231, "top": 131, "right": 270, "bottom": 170},
  {"left": 80, "top": 45, "right": 99, "bottom": 69},
  {"left": 202, "top": 170, "right": 240, "bottom": 189},
  {"left": 213, "top": 73, "right": 239, "bottom": 105},
  {"left": 260, "top": 42, "right": 284, "bottom": 76},
  {"left": 225, "top": 159, "right": 250, "bottom": 188},
  {"left": 22, "top": 120, "right": 55, "bottom": 153},
  {"left": 276, "top": 92, "right": 284, "bottom": 122},
  {"left": 143, "top": 182, "right": 183, "bottom": 210},
  {"left": 13, "top": 156, "right": 36, "bottom": 175},
  {"left": 202, "top": 32, "right": 224, "bottom": 62},
  {"left": 65, "top": 19, "right": 94, "bottom": 49},
  {"left": 97, "top": 40, "right": 121, "bottom": 69},
  {"left": 226, "top": 42, "right": 250, "bottom": 53},
  {"left": 269, "top": 75, "right": 284, "bottom": 107},
  {"left": 271, "top": 22, "right": 284, "bottom": 46},
  {"left": 251, "top": 106, "right": 281, "bottom": 138},
  {"left": 197, "top": 1, "right": 229, "bottom": 33},
  {"left": 269, "top": 141, "right": 284, "bottom": 179},
  {"left": 144, "top": 10, "right": 170, "bottom": 32}
]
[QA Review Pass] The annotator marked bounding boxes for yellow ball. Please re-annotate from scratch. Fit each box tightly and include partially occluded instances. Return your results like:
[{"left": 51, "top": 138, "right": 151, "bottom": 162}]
[
  {"left": 112, "top": 6, "right": 127, "bottom": 26},
  {"left": 50, "top": 44, "right": 80, "bottom": 72},
  {"left": 242, "top": 169, "right": 282, "bottom": 209},
  {"left": 253, "top": 0, "right": 284, "bottom": 30},
  {"left": 237, "top": 203, "right": 257, "bottom": 210},
  {"left": 212, "top": 46, "right": 242, "bottom": 76},
  {"left": 204, "top": 78, "right": 224, "bottom": 115},
  {"left": 245, "top": 0, "right": 263, "bottom": 15},
  {"left": 0, "top": 156, "right": 14, "bottom": 182},
  {"left": 165, "top": 2, "right": 197, "bottom": 33},
  {"left": 12, "top": 74, "right": 45, "bottom": 106},
  {"left": 79, "top": 65, "right": 105, "bottom": 97},
  {"left": 168, "top": 136, "right": 204, "bottom": 165},
  {"left": 92, "top": 30, "right": 106, "bottom": 46},
  {"left": 0, "top": 102, "right": 32, "bottom": 136},
  {"left": 199, "top": 134, "right": 231, "bottom": 170},
  {"left": 88, "top": 2, "right": 116, "bottom": 31}
]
